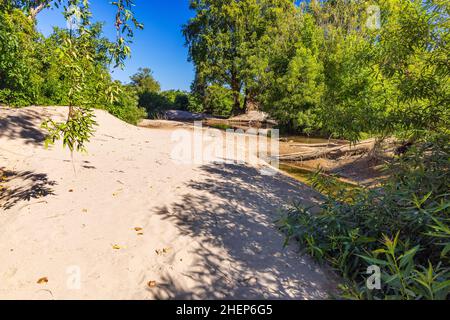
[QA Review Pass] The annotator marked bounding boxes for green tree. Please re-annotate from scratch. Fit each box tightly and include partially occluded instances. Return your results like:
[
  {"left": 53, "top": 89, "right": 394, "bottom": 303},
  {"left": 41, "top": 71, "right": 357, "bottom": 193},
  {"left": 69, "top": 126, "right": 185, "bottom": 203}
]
[
  {"left": 375, "top": 0, "right": 450, "bottom": 138},
  {"left": 0, "top": 9, "right": 42, "bottom": 105},
  {"left": 130, "top": 67, "right": 161, "bottom": 94},
  {"left": 4, "top": 0, "right": 52, "bottom": 20},
  {"left": 161, "top": 90, "right": 191, "bottom": 111},
  {"left": 204, "top": 84, "right": 234, "bottom": 117},
  {"left": 35, "top": 0, "right": 142, "bottom": 152},
  {"left": 136, "top": 89, "right": 197, "bottom": 117},
  {"left": 104, "top": 83, "right": 146, "bottom": 125},
  {"left": 183, "top": 0, "right": 297, "bottom": 115},
  {"left": 259, "top": 11, "right": 325, "bottom": 133},
  {"left": 308, "top": 0, "right": 449, "bottom": 140}
]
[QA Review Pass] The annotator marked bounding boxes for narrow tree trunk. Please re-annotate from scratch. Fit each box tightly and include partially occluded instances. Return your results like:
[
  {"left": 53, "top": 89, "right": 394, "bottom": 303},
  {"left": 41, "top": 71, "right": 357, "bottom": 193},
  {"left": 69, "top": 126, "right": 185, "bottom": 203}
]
[
  {"left": 28, "top": 3, "right": 47, "bottom": 21},
  {"left": 231, "top": 72, "right": 242, "bottom": 116},
  {"left": 232, "top": 91, "right": 241, "bottom": 115}
]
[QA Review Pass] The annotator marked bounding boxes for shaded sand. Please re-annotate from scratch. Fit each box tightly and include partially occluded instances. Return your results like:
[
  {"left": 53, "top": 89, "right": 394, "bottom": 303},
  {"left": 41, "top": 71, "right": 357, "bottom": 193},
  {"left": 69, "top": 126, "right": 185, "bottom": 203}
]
[{"left": 0, "top": 106, "right": 336, "bottom": 299}]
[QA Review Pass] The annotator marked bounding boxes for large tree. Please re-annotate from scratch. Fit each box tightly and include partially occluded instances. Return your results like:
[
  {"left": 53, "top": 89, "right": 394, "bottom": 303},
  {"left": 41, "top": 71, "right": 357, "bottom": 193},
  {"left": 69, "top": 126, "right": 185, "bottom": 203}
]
[
  {"left": 183, "top": 0, "right": 297, "bottom": 115},
  {"left": 2, "top": 1, "right": 51, "bottom": 20}
]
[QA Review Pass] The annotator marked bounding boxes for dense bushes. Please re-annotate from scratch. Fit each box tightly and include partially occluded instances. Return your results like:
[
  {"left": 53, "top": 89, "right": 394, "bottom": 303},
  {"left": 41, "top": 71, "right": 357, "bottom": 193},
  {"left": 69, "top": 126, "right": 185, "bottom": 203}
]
[
  {"left": 134, "top": 81, "right": 234, "bottom": 119},
  {"left": 127, "top": 67, "right": 201, "bottom": 118},
  {"left": 278, "top": 135, "right": 450, "bottom": 299},
  {"left": 136, "top": 89, "right": 194, "bottom": 118},
  {"left": 103, "top": 84, "right": 147, "bottom": 125},
  {"left": 267, "top": 2, "right": 450, "bottom": 299},
  {"left": 0, "top": 9, "right": 145, "bottom": 126},
  {"left": 202, "top": 84, "right": 235, "bottom": 118},
  {"left": 0, "top": 9, "right": 42, "bottom": 106}
]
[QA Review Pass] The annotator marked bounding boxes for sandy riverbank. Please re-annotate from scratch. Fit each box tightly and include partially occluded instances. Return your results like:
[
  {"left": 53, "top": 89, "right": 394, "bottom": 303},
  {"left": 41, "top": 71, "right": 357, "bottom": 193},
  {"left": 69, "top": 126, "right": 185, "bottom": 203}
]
[{"left": 0, "top": 106, "right": 336, "bottom": 299}]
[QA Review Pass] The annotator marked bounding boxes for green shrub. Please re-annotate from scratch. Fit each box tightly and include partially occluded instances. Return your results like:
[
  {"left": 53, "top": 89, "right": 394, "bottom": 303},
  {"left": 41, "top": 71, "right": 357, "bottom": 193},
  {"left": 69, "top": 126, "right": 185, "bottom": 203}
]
[
  {"left": 0, "top": 9, "right": 42, "bottom": 106},
  {"left": 277, "top": 134, "right": 450, "bottom": 300},
  {"left": 203, "top": 84, "right": 234, "bottom": 118},
  {"left": 138, "top": 91, "right": 172, "bottom": 117},
  {"left": 105, "top": 86, "right": 146, "bottom": 125}
]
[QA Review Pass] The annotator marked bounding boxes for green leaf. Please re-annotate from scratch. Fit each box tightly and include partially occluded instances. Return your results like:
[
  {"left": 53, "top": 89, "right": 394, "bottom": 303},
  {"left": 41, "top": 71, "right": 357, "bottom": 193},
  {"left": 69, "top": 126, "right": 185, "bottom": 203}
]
[
  {"left": 357, "top": 255, "right": 388, "bottom": 266},
  {"left": 399, "top": 246, "right": 419, "bottom": 268}
]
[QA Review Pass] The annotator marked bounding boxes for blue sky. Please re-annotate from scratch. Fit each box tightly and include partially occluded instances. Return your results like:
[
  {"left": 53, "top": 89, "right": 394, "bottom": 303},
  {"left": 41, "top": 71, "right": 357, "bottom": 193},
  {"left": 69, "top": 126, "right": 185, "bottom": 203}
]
[{"left": 37, "top": 0, "right": 195, "bottom": 91}]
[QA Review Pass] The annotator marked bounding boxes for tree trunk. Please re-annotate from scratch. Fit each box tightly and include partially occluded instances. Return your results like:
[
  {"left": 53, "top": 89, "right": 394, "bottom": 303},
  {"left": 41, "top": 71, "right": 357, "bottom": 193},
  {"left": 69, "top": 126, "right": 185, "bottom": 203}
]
[
  {"left": 230, "top": 72, "right": 242, "bottom": 116},
  {"left": 29, "top": 3, "right": 47, "bottom": 21},
  {"left": 232, "top": 92, "right": 241, "bottom": 116},
  {"left": 244, "top": 89, "right": 259, "bottom": 113}
]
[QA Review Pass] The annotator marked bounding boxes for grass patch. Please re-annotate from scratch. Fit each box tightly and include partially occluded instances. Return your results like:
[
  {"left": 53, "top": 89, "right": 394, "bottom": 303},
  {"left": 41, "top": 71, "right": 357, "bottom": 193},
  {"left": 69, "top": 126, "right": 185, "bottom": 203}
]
[{"left": 279, "top": 163, "right": 359, "bottom": 202}]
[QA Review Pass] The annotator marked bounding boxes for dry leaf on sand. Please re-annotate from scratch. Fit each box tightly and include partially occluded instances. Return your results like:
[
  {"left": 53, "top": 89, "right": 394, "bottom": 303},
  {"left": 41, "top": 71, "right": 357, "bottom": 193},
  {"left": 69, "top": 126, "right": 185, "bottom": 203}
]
[
  {"left": 155, "top": 247, "right": 172, "bottom": 255},
  {"left": 37, "top": 277, "right": 48, "bottom": 284},
  {"left": 112, "top": 189, "right": 123, "bottom": 197}
]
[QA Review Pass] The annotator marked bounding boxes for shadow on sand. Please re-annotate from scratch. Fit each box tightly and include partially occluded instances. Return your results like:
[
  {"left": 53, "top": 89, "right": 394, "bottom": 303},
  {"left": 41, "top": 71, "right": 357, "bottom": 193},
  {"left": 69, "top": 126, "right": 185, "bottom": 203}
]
[
  {"left": 0, "top": 168, "right": 57, "bottom": 210},
  {"left": 0, "top": 109, "right": 47, "bottom": 145},
  {"left": 153, "top": 163, "right": 334, "bottom": 299}
]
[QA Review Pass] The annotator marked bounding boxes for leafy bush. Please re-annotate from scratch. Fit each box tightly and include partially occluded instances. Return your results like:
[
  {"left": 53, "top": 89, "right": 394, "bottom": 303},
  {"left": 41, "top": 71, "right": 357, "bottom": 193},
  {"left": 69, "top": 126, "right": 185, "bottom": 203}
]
[
  {"left": 0, "top": 9, "right": 145, "bottom": 127},
  {"left": 203, "top": 84, "right": 234, "bottom": 118},
  {"left": 104, "top": 85, "right": 146, "bottom": 125},
  {"left": 0, "top": 9, "right": 42, "bottom": 106},
  {"left": 130, "top": 67, "right": 161, "bottom": 94},
  {"left": 138, "top": 91, "right": 172, "bottom": 117},
  {"left": 136, "top": 87, "right": 203, "bottom": 118},
  {"left": 277, "top": 135, "right": 450, "bottom": 300},
  {"left": 161, "top": 90, "right": 190, "bottom": 111}
]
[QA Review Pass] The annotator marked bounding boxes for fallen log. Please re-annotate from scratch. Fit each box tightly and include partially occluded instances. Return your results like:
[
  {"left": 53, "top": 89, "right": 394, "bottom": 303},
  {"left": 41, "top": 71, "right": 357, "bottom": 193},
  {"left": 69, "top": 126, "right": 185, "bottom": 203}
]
[
  {"left": 288, "top": 142, "right": 342, "bottom": 148},
  {"left": 278, "top": 140, "right": 375, "bottom": 161}
]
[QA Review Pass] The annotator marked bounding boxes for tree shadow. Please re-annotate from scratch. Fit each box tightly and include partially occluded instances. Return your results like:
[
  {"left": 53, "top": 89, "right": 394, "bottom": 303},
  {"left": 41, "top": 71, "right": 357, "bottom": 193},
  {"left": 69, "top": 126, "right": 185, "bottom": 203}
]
[
  {"left": 0, "top": 167, "right": 57, "bottom": 210},
  {"left": 330, "top": 154, "right": 389, "bottom": 186},
  {"left": 153, "top": 163, "right": 335, "bottom": 299},
  {"left": 0, "top": 109, "right": 46, "bottom": 145}
]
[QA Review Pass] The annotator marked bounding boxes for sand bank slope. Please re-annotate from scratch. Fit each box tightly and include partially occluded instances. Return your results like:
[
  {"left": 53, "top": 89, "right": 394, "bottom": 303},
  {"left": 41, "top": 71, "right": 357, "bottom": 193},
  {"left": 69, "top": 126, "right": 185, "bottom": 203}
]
[{"left": 0, "top": 106, "right": 335, "bottom": 299}]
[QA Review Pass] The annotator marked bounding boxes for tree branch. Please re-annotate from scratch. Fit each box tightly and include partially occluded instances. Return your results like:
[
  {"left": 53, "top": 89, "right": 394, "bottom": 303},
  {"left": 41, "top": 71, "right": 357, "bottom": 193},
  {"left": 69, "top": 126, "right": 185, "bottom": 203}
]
[{"left": 28, "top": 2, "right": 48, "bottom": 20}]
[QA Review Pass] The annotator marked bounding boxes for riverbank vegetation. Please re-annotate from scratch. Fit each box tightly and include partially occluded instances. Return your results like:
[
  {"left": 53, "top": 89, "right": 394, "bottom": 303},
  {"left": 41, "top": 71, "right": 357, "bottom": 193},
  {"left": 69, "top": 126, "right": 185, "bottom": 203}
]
[
  {"left": 1, "top": 0, "right": 448, "bottom": 300},
  {"left": 279, "top": 135, "right": 449, "bottom": 299},
  {"left": 183, "top": 0, "right": 450, "bottom": 299},
  {"left": 184, "top": 0, "right": 448, "bottom": 141},
  {"left": 0, "top": 4, "right": 147, "bottom": 128}
]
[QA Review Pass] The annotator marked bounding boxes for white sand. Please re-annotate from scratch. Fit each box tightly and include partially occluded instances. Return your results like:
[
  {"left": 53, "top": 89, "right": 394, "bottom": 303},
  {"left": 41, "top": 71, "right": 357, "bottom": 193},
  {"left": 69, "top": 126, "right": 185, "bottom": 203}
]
[{"left": 0, "top": 106, "right": 336, "bottom": 300}]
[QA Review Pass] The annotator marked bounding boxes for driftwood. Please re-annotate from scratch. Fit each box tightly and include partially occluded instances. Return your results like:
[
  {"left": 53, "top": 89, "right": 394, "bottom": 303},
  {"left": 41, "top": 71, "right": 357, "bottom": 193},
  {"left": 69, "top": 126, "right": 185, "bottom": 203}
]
[
  {"left": 289, "top": 142, "right": 342, "bottom": 148},
  {"left": 278, "top": 139, "right": 375, "bottom": 161}
]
